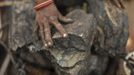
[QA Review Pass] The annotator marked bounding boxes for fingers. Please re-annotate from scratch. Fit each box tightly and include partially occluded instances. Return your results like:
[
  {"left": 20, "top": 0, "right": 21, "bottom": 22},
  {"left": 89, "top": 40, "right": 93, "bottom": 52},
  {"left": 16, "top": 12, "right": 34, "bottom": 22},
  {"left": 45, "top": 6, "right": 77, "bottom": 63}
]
[
  {"left": 58, "top": 14, "right": 73, "bottom": 23},
  {"left": 38, "top": 22, "right": 48, "bottom": 47},
  {"left": 43, "top": 19, "right": 53, "bottom": 46},
  {"left": 37, "top": 15, "right": 69, "bottom": 47},
  {"left": 50, "top": 19, "right": 68, "bottom": 38}
]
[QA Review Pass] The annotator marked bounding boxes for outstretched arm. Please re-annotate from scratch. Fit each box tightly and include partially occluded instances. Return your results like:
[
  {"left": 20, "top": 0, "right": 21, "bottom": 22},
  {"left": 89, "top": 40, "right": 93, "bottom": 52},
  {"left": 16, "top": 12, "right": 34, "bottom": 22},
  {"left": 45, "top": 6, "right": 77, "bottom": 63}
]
[{"left": 35, "top": 0, "right": 73, "bottom": 47}]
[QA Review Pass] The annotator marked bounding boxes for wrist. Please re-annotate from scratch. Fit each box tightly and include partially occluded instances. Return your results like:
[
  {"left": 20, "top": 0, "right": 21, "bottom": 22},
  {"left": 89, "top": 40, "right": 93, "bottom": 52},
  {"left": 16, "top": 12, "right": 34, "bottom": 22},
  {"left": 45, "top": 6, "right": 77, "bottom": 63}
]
[
  {"left": 35, "top": 0, "right": 48, "bottom": 5},
  {"left": 34, "top": 0, "right": 54, "bottom": 11}
]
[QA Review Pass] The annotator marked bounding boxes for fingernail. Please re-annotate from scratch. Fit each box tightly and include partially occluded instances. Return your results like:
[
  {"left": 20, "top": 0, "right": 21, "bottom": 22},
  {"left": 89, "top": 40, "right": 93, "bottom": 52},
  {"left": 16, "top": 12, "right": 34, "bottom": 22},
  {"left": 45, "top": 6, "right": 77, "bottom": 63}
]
[
  {"left": 67, "top": 18, "right": 74, "bottom": 22},
  {"left": 63, "top": 34, "right": 68, "bottom": 38},
  {"left": 48, "top": 42, "right": 53, "bottom": 46},
  {"left": 45, "top": 44, "right": 48, "bottom": 47}
]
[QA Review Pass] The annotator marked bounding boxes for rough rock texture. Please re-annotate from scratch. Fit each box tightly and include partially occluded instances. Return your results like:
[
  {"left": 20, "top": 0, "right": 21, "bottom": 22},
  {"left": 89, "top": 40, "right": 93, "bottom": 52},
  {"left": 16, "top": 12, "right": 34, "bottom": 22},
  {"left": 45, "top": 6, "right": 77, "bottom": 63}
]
[
  {"left": 88, "top": 0, "right": 128, "bottom": 57},
  {"left": 9, "top": 0, "right": 36, "bottom": 50},
  {"left": 45, "top": 10, "right": 108, "bottom": 75},
  {"left": 9, "top": 0, "right": 128, "bottom": 75}
]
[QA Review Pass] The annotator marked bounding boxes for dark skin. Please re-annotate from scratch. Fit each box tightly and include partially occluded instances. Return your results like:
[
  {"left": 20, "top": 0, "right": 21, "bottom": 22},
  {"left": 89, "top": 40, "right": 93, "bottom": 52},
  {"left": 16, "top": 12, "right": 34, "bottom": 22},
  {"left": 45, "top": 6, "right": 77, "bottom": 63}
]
[
  {"left": 35, "top": 0, "right": 124, "bottom": 47},
  {"left": 35, "top": 0, "right": 73, "bottom": 47}
]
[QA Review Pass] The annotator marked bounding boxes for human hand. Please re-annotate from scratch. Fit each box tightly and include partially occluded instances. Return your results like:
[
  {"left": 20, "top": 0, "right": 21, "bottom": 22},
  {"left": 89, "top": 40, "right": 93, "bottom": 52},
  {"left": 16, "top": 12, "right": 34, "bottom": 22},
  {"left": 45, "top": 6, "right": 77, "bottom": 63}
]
[{"left": 35, "top": 3, "right": 73, "bottom": 47}]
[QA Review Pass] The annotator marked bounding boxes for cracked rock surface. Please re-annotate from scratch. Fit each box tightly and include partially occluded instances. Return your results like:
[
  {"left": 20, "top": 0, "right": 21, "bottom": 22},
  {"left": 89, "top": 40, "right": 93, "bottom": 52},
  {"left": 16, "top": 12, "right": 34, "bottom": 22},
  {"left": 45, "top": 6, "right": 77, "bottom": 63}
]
[{"left": 9, "top": 0, "right": 128, "bottom": 75}]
